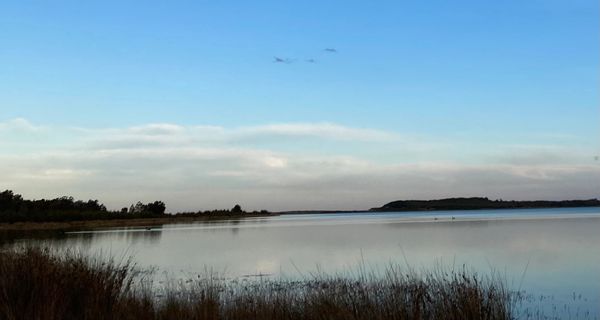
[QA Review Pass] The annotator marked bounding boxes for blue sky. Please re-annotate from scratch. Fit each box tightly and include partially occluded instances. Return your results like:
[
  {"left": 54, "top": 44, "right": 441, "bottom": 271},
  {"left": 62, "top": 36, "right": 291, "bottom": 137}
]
[{"left": 1, "top": 1, "right": 599, "bottom": 210}]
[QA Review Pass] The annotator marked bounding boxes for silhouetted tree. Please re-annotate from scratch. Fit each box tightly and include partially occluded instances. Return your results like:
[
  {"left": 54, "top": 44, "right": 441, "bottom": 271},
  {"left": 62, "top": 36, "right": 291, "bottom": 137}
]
[
  {"left": 127, "top": 201, "right": 166, "bottom": 216},
  {"left": 145, "top": 201, "right": 166, "bottom": 215},
  {"left": 131, "top": 202, "right": 147, "bottom": 214},
  {"left": 231, "top": 204, "right": 243, "bottom": 214},
  {"left": 0, "top": 190, "right": 113, "bottom": 222}
]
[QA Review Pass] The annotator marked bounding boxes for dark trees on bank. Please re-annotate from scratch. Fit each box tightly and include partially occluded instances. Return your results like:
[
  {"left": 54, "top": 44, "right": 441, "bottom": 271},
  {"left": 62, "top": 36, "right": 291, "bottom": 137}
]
[
  {"left": 0, "top": 189, "right": 263, "bottom": 223},
  {"left": 231, "top": 204, "right": 243, "bottom": 214},
  {"left": 0, "top": 190, "right": 167, "bottom": 223},
  {"left": 128, "top": 201, "right": 166, "bottom": 216},
  {"left": 371, "top": 197, "right": 600, "bottom": 212}
]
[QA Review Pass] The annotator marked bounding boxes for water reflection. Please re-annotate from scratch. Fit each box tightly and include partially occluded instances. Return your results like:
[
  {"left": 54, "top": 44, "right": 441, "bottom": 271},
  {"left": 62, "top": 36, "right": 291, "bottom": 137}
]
[
  {"left": 0, "top": 229, "right": 67, "bottom": 246},
  {"left": 67, "top": 227, "right": 164, "bottom": 245}
]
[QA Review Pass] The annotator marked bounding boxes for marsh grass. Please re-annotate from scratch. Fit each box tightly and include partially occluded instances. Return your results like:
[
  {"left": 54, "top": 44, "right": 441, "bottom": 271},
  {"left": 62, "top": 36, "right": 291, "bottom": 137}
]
[{"left": 1, "top": 246, "right": 515, "bottom": 320}]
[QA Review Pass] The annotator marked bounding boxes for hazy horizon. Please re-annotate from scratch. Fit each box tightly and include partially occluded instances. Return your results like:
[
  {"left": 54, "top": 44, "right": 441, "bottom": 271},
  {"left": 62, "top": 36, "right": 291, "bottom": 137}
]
[{"left": 1, "top": 1, "right": 599, "bottom": 212}]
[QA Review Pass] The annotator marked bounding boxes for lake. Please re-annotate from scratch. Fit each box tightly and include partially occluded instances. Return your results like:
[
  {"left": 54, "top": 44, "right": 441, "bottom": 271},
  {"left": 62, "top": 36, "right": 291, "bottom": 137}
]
[{"left": 5, "top": 207, "right": 600, "bottom": 318}]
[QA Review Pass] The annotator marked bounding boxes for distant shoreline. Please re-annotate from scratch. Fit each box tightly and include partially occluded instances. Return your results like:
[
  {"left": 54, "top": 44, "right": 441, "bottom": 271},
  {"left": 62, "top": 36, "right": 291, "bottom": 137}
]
[
  {"left": 277, "top": 205, "right": 600, "bottom": 215},
  {"left": 278, "top": 198, "right": 600, "bottom": 214},
  {"left": 369, "top": 197, "right": 600, "bottom": 212},
  {"left": 5, "top": 205, "right": 600, "bottom": 232},
  {"left": 0, "top": 213, "right": 279, "bottom": 231},
  {"left": 2, "top": 192, "right": 599, "bottom": 231}
]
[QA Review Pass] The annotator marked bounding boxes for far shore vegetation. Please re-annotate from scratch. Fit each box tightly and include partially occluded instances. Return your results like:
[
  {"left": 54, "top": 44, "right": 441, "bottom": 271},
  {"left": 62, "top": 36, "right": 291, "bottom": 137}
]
[
  {"left": 0, "top": 246, "right": 516, "bottom": 320},
  {"left": 0, "top": 190, "right": 272, "bottom": 228},
  {"left": 370, "top": 197, "right": 600, "bottom": 212},
  {"left": 2, "top": 190, "right": 599, "bottom": 231}
]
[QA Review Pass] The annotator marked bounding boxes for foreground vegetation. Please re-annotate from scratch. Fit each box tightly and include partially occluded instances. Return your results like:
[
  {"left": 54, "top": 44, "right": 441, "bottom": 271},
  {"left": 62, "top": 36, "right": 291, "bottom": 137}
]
[{"left": 0, "top": 247, "right": 513, "bottom": 320}]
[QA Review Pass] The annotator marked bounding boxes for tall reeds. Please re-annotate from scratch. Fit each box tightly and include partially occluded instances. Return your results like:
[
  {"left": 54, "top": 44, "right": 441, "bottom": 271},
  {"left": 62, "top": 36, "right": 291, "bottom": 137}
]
[{"left": 0, "top": 247, "right": 513, "bottom": 320}]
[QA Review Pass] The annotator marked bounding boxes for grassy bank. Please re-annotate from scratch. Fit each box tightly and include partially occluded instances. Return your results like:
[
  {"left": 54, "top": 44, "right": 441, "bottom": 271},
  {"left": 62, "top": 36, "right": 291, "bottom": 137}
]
[
  {"left": 0, "top": 213, "right": 278, "bottom": 232},
  {"left": 0, "top": 247, "right": 513, "bottom": 320}
]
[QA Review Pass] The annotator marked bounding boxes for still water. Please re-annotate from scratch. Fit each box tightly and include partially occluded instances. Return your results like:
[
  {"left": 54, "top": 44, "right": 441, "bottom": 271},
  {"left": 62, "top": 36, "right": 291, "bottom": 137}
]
[{"left": 8, "top": 207, "right": 600, "bottom": 317}]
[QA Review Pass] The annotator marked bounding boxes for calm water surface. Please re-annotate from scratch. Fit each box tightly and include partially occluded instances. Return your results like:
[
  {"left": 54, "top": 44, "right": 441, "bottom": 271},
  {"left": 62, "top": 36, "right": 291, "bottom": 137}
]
[{"left": 7, "top": 207, "right": 600, "bottom": 317}]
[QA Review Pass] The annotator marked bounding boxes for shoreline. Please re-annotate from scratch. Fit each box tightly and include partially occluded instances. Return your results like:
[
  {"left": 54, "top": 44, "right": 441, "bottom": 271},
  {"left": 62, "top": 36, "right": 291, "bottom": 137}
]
[
  {"left": 3, "top": 206, "right": 600, "bottom": 232},
  {"left": 0, "top": 213, "right": 279, "bottom": 231},
  {"left": 278, "top": 205, "right": 600, "bottom": 215}
]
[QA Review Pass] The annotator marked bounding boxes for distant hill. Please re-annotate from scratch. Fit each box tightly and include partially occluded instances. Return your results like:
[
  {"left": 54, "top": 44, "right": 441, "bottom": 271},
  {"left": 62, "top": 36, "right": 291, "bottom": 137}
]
[{"left": 370, "top": 197, "right": 600, "bottom": 212}]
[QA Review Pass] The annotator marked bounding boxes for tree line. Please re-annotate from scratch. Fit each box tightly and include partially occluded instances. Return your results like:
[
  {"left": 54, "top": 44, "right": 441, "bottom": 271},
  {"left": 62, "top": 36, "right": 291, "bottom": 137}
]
[
  {"left": 0, "top": 190, "right": 261, "bottom": 223},
  {"left": 0, "top": 190, "right": 167, "bottom": 223},
  {"left": 372, "top": 197, "right": 600, "bottom": 212}
]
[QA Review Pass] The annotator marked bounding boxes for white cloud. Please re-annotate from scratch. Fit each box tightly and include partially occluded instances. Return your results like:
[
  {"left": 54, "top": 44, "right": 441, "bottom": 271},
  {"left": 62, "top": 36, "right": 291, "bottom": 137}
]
[
  {"left": 236, "top": 122, "right": 398, "bottom": 142},
  {"left": 56, "top": 122, "right": 398, "bottom": 152},
  {"left": 86, "top": 122, "right": 398, "bottom": 148},
  {"left": 0, "top": 118, "right": 598, "bottom": 212},
  {"left": 0, "top": 118, "right": 43, "bottom": 132},
  {"left": 128, "top": 123, "right": 186, "bottom": 135}
]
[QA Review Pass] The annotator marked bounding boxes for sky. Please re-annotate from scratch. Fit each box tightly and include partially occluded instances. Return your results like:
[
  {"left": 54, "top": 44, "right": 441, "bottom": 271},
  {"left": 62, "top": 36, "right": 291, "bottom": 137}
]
[{"left": 1, "top": 0, "right": 599, "bottom": 211}]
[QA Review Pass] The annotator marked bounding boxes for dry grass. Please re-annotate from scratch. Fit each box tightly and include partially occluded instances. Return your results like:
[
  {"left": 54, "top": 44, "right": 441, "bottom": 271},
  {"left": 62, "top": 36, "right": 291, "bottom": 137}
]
[
  {"left": 0, "top": 247, "right": 514, "bottom": 320},
  {"left": 0, "top": 213, "right": 277, "bottom": 232}
]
